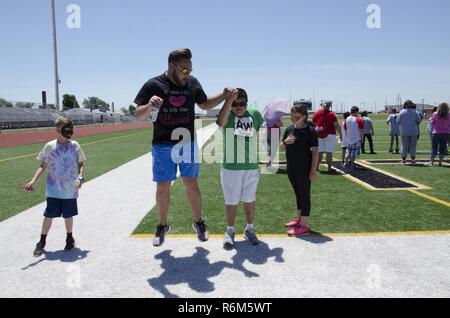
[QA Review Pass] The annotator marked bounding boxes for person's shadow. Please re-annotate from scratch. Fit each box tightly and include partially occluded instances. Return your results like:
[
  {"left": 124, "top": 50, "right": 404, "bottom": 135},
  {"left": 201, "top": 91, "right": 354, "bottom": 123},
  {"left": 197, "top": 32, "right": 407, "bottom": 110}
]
[
  {"left": 294, "top": 231, "right": 334, "bottom": 244},
  {"left": 230, "top": 240, "right": 285, "bottom": 278},
  {"left": 148, "top": 247, "right": 233, "bottom": 298},
  {"left": 21, "top": 248, "right": 90, "bottom": 270}
]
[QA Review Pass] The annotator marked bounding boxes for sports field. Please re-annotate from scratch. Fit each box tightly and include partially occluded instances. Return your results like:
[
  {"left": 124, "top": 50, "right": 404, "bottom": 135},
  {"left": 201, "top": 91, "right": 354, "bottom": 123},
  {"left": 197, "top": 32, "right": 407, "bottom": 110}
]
[
  {"left": 0, "top": 128, "right": 153, "bottom": 222},
  {"left": 133, "top": 114, "right": 450, "bottom": 236},
  {"left": 1, "top": 115, "right": 448, "bottom": 235}
]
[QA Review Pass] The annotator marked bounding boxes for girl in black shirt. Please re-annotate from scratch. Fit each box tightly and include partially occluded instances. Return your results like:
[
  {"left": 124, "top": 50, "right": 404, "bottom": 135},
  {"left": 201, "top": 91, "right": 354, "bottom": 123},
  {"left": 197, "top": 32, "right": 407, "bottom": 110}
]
[{"left": 281, "top": 105, "right": 319, "bottom": 236}]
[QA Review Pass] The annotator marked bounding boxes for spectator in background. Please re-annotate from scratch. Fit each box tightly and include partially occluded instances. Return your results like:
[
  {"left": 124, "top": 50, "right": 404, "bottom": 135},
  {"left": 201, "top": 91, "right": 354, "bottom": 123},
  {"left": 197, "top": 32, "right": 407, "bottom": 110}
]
[
  {"left": 266, "top": 117, "right": 283, "bottom": 167},
  {"left": 312, "top": 101, "right": 342, "bottom": 173},
  {"left": 387, "top": 109, "right": 400, "bottom": 154},
  {"left": 340, "top": 112, "right": 351, "bottom": 164},
  {"left": 427, "top": 102, "right": 450, "bottom": 167},
  {"left": 396, "top": 100, "right": 422, "bottom": 166},
  {"left": 412, "top": 103, "right": 424, "bottom": 141},
  {"left": 344, "top": 106, "right": 365, "bottom": 168},
  {"left": 361, "top": 111, "right": 376, "bottom": 154},
  {"left": 427, "top": 106, "right": 438, "bottom": 143}
]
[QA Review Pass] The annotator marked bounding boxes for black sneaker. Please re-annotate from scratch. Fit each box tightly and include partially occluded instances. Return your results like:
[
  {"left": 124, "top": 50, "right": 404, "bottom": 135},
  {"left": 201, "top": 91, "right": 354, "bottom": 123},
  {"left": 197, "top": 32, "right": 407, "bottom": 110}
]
[
  {"left": 33, "top": 242, "right": 45, "bottom": 257},
  {"left": 153, "top": 224, "right": 170, "bottom": 247},
  {"left": 244, "top": 229, "right": 259, "bottom": 245},
  {"left": 192, "top": 220, "right": 209, "bottom": 242},
  {"left": 64, "top": 237, "right": 76, "bottom": 251}
]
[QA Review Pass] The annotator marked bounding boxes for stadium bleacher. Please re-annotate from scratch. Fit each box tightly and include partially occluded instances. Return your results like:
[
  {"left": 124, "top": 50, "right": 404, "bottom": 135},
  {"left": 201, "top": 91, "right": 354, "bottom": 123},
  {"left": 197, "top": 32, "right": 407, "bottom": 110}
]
[{"left": 0, "top": 107, "right": 137, "bottom": 130}]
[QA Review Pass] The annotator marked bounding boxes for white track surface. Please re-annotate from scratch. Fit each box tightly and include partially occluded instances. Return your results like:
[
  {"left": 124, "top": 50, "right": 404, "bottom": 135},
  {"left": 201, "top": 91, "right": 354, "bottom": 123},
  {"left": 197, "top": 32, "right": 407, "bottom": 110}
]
[{"left": 1, "top": 123, "right": 449, "bottom": 298}]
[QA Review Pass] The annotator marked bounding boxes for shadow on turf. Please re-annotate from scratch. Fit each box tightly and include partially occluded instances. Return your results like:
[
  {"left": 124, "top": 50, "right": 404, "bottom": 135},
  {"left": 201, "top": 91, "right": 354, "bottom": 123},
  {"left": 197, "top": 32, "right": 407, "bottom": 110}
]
[
  {"left": 148, "top": 242, "right": 284, "bottom": 298},
  {"left": 21, "top": 248, "right": 90, "bottom": 270}
]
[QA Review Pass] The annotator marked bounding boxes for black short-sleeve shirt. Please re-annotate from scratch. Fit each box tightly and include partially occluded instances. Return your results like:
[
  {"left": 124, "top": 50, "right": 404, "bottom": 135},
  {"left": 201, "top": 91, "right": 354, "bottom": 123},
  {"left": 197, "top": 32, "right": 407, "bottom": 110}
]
[
  {"left": 134, "top": 74, "right": 207, "bottom": 144},
  {"left": 282, "top": 124, "right": 319, "bottom": 173}
]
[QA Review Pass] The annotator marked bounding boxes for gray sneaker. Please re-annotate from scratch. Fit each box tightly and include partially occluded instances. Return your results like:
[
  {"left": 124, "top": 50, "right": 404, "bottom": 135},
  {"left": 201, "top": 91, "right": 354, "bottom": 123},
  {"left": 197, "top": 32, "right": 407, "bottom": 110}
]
[
  {"left": 223, "top": 231, "right": 235, "bottom": 249},
  {"left": 244, "top": 229, "right": 259, "bottom": 245},
  {"left": 33, "top": 242, "right": 45, "bottom": 257}
]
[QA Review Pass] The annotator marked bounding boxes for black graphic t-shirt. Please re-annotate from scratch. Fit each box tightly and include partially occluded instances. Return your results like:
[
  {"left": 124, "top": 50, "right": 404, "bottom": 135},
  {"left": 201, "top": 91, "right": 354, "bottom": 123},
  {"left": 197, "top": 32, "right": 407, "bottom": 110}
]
[
  {"left": 282, "top": 124, "right": 319, "bottom": 174},
  {"left": 134, "top": 74, "right": 207, "bottom": 144}
]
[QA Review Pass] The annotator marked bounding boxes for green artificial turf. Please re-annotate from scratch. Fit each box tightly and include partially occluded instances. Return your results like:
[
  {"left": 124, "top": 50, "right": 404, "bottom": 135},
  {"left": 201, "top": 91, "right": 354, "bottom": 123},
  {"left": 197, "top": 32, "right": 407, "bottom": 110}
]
[
  {"left": 0, "top": 128, "right": 153, "bottom": 221},
  {"left": 133, "top": 116, "right": 449, "bottom": 235}
]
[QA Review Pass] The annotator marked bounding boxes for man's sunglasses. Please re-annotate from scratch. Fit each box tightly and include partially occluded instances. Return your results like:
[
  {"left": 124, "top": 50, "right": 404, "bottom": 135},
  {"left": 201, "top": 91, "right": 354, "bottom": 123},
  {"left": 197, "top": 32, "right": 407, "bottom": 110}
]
[
  {"left": 173, "top": 64, "right": 193, "bottom": 75},
  {"left": 232, "top": 101, "right": 247, "bottom": 108}
]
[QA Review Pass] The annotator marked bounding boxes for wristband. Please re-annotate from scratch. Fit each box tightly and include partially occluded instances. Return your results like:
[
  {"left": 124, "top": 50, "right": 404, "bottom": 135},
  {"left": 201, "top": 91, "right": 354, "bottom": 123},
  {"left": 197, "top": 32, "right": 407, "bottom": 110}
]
[{"left": 78, "top": 176, "right": 85, "bottom": 183}]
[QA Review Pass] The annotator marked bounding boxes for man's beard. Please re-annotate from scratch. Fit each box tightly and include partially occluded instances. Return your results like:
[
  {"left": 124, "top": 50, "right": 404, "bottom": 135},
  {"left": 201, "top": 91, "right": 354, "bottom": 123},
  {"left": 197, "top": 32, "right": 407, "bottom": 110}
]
[{"left": 172, "top": 70, "right": 187, "bottom": 87}]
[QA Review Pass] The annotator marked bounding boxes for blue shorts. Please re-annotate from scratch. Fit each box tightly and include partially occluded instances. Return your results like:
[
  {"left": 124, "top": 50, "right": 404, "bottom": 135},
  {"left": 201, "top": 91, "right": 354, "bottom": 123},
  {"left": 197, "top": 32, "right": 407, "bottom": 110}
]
[
  {"left": 44, "top": 198, "right": 78, "bottom": 219},
  {"left": 152, "top": 142, "right": 200, "bottom": 182}
]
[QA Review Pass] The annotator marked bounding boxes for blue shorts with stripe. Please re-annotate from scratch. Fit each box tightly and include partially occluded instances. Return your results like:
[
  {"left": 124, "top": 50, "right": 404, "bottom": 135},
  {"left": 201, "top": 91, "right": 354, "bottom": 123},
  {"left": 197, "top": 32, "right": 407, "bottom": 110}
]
[{"left": 152, "top": 141, "right": 200, "bottom": 182}]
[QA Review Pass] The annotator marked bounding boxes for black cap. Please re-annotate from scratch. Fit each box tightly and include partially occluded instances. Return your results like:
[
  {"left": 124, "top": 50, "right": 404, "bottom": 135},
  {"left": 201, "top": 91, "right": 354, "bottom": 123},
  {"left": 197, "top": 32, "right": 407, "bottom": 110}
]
[{"left": 236, "top": 88, "right": 248, "bottom": 102}]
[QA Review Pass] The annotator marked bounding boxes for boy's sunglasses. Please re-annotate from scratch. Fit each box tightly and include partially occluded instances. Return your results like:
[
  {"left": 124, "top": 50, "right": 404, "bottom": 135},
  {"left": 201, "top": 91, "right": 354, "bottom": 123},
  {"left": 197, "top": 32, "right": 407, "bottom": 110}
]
[
  {"left": 232, "top": 101, "right": 247, "bottom": 108},
  {"left": 61, "top": 124, "right": 74, "bottom": 139}
]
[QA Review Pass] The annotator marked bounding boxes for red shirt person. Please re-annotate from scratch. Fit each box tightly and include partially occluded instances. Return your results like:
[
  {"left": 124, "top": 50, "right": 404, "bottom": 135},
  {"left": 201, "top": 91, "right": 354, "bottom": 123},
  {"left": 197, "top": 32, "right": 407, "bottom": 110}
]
[{"left": 312, "top": 101, "right": 342, "bottom": 173}]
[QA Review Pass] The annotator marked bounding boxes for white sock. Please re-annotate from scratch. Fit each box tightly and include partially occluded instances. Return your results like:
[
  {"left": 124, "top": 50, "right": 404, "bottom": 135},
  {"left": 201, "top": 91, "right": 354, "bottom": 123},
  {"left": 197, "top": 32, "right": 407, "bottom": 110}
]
[
  {"left": 245, "top": 224, "right": 254, "bottom": 232},
  {"left": 227, "top": 226, "right": 235, "bottom": 233}
]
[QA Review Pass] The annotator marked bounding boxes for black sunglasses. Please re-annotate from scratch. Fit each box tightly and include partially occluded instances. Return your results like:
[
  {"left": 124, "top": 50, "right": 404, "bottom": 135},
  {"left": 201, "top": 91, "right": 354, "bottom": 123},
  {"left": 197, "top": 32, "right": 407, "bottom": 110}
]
[{"left": 232, "top": 101, "right": 247, "bottom": 108}]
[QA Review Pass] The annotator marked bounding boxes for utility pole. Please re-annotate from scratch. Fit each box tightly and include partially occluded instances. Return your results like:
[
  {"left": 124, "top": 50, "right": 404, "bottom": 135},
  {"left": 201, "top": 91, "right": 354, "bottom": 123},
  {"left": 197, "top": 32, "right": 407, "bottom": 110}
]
[
  {"left": 312, "top": 90, "right": 315, "bottom": 110},
  {"left": 51, "top": 0, "right": 60, "bottom": 111}
]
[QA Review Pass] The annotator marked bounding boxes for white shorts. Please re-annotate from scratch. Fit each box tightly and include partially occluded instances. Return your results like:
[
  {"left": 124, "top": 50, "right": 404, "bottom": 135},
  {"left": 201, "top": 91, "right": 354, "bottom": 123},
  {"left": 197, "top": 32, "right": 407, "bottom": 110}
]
[
  {"left": 318, "top": 134, "right": 336, "bottom": 153},
  {"left": 220, "top": 168, "right": 259, "bottom": 205}
]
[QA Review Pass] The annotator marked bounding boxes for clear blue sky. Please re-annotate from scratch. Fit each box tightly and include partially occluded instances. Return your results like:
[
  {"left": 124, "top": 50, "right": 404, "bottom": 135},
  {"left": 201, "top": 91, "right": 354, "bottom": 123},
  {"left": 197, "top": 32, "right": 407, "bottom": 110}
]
[{"left": 1, "top": 0, "right": 450, "bottom": 112}]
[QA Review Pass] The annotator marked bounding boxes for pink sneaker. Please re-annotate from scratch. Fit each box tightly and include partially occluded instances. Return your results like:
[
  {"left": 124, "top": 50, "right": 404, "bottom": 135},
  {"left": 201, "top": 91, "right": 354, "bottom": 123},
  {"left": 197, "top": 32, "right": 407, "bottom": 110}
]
[
  {"left": 287, "top": 224, "right": 310, "bottom": 237},
  {"left": 411, "top": 160, "right": 416, "bottom": 166},
  {"left": 400, "top": 160, "right": 406, "bottom": 166},
  {"left": 285, "top": 218, "right": 300, "bottom": 228}
]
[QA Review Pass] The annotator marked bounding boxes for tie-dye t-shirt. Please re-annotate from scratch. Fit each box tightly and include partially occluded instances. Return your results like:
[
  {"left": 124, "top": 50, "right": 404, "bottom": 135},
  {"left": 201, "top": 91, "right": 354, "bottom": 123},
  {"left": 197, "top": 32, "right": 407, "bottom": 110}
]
[{"left": 37, "top": 140, "right": 86, "bottom": 199}]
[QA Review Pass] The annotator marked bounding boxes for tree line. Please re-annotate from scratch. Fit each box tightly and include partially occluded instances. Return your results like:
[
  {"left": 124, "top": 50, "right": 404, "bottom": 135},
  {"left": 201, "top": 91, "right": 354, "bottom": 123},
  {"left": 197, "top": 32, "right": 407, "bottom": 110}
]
[{"left": 0, "top": 95, "right": 136, "bottom": 115}]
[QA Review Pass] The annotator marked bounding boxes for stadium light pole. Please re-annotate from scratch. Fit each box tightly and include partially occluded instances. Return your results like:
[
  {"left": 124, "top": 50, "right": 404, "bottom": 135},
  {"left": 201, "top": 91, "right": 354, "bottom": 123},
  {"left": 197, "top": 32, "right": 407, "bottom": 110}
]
[{"left": 51, "top": 0, "right": 60, "bottom": 111}]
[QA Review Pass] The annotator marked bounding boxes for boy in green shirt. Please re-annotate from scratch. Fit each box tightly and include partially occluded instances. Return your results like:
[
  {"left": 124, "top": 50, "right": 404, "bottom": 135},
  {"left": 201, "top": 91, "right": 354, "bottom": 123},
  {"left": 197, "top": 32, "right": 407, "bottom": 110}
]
[{"left": 216, "top": 88, "right": 263, "bottom": 249}]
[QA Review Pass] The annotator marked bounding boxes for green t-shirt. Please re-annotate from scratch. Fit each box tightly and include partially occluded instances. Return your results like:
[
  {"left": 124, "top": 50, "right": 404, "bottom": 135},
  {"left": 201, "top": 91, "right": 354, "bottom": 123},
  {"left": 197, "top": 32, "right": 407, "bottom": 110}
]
[{"left": 221, "top": 108, "right": 264, "bottom": 170}]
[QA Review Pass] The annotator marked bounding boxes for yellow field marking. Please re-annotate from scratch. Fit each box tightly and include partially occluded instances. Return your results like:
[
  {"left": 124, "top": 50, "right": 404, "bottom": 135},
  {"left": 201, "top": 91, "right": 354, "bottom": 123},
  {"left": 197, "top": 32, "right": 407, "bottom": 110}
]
[
  {"left": 0, "top": 153, "right": 38, "bottom": 162},
  {"left": 0, "top": 131, "right": 149, "bottom": 163},
  {"left": 81, "top": 131, "right": 148, "bottom": 147},
  {"left": 130, "top": 230, "right": 450, "bottom": 239},
  {"left": 408, "top": 190, "right": 450, "bottom": 208},
  {"left": 360, "top": 159, "right": 450, "bottom": 167}
]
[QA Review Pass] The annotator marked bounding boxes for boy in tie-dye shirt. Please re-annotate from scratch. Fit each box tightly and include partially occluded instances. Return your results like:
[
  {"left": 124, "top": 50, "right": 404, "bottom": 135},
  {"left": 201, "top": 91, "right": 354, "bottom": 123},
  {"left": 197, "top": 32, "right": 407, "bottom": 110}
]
[{"left": 25, "top": 117, "right": 86, "bottom": 257}]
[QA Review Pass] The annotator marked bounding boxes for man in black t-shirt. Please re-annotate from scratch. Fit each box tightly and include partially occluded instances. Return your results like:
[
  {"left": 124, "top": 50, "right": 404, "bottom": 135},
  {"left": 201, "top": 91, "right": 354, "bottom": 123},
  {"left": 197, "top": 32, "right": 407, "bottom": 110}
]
[{"left": 135, "top": 48, "right": 229, "bottom": 247}]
